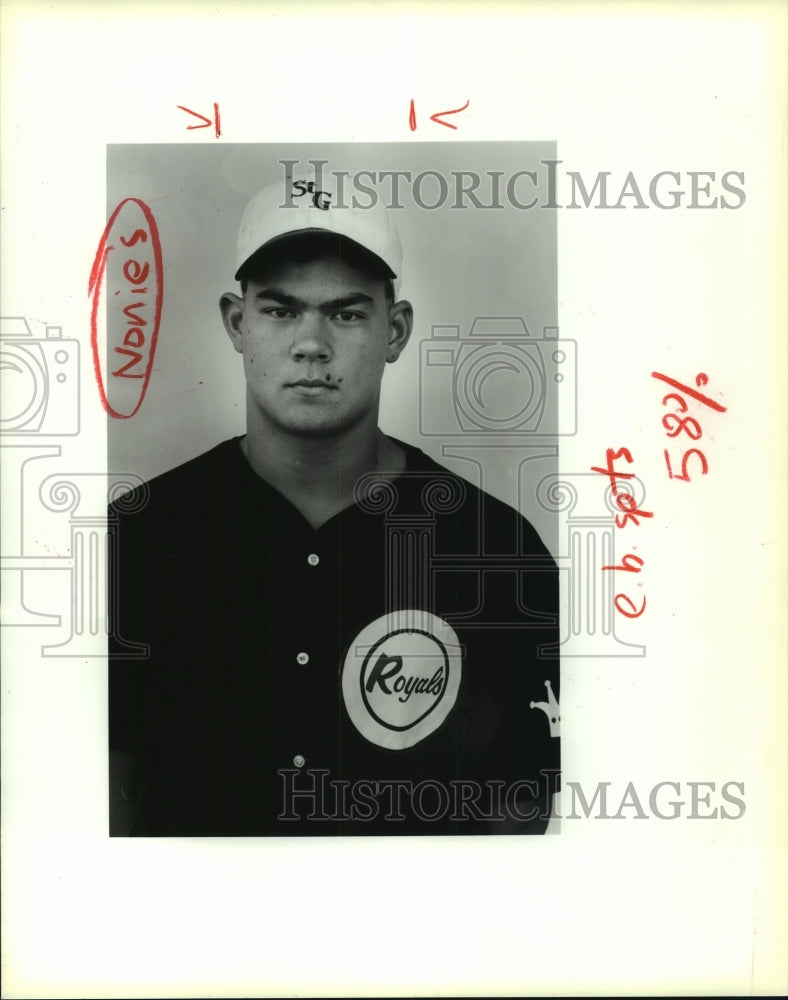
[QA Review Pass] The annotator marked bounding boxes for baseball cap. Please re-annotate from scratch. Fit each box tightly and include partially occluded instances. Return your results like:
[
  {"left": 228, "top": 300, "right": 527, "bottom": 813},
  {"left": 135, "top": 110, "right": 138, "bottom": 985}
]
[{"left": 234, "top": 176, "right": 403, "bottom": 296}]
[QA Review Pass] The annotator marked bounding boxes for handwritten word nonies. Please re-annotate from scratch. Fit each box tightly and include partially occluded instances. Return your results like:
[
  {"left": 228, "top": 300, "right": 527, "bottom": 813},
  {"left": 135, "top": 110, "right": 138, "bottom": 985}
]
[{"left": 89, "top": 198, "right": 163, "bottom": 419}]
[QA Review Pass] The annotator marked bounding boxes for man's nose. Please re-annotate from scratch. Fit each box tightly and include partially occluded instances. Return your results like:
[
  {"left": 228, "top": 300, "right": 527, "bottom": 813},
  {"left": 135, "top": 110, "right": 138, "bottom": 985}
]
[{"left": 291, "top": 313, "right": 332, "bottom": 362}]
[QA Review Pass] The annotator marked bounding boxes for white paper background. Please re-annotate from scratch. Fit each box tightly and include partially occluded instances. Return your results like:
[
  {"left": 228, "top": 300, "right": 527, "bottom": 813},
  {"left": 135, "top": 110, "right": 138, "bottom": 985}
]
[{"left": 1, "top": 1, "right": 786, "bottom": 996}]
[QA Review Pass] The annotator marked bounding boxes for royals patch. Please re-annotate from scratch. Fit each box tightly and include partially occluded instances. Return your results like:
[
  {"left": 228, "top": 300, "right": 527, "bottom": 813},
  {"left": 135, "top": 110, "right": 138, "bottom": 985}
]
[{"left": 342, "top": 611, "right": 463, "bottom": 750}]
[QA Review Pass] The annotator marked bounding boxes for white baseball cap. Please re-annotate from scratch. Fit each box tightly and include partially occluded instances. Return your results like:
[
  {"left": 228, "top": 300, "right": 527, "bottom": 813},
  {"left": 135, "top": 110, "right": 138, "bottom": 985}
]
[{"left": 234, "top": 177, "right": 403, "bottom": 296}]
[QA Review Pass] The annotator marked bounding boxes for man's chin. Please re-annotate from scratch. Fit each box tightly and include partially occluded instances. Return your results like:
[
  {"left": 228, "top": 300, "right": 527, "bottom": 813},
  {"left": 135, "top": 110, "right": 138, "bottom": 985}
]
[
  {"left": 253, "top": 397, "right": 371, "bottom": 440},
  {"left": 276, "top": 412, "right": 349, "bottom": 439}
]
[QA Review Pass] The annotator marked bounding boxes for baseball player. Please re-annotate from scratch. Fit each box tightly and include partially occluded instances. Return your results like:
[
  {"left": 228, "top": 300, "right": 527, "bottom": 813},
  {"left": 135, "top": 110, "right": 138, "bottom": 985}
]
[{"left": 109, "top": 174, "right": 560, "bottom": 836}]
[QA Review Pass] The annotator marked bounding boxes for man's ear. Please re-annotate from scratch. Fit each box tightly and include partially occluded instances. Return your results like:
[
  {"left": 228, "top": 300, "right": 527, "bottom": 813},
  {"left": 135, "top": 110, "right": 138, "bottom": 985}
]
[
  {"left": 386, "top": 300, "right": 413, "bottom": 363},
  {"left": 220, "top": 292, "right": 245, "bottom": 354}
]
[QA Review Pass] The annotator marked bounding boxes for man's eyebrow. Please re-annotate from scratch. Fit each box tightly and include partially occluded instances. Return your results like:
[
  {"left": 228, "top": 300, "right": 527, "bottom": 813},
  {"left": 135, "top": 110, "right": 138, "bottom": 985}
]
[
  {"left": 322, "top": 293, "right": 376, "bottom": 311},
  {"left": 253, "top": 289, "right": 301, "bottom": 307},
  {"left": 253, "top": 289, "right": 376, "bottom": 310}
]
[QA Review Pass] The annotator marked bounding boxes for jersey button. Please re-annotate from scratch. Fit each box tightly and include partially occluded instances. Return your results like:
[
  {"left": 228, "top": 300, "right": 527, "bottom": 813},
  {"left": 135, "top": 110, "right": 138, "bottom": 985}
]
[
  {"left": 296, "top": 652, "right": 309, "bottom": 665},
  {"left": 307, "top": 553, "right": 320, "bottom": 566},
  {"left": 293, "top": 755, "right": 305, "bottom": 768}
]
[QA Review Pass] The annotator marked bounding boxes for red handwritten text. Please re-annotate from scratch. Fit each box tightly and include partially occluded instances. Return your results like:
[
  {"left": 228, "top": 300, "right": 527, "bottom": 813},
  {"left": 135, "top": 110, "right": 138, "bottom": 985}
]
[
  {"left": 409, "top": 98, "right": 470, "bottom": 131},
  {"left": 592, "top": 447, "right": 651, "bottom": 619},
  {"left": 651, "top": 371, "right": 727, "bottom": 481},
  {"left": 89, "top": 198, "right": 163, "bottom": 419},
  {"left": 177, "top": 103, "right": 221, "bottom": 138}
]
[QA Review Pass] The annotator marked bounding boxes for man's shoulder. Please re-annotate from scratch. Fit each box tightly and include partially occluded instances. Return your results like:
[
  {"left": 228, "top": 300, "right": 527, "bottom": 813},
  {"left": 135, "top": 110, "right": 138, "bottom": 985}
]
[
  {"left": 109, "top": 437, "right": 244, "bottom": 517},
  {"left": 394, "top": 438, "right": 552, "bottom": 557}
]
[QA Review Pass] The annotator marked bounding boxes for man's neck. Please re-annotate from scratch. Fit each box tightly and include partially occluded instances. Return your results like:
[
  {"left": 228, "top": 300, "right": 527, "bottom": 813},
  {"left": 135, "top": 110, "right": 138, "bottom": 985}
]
[{"left": 241, "top": 417, "right": 406, "bottom": 528}]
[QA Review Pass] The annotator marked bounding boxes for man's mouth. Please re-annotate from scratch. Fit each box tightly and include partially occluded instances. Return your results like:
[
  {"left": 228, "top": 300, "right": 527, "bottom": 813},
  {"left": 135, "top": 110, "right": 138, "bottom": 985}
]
[
  {"left": 290, "top": 378, "right": 337, "bottom": 387},
  {"left": 288, "top": 378, "right": 339, "bottom": 393}
]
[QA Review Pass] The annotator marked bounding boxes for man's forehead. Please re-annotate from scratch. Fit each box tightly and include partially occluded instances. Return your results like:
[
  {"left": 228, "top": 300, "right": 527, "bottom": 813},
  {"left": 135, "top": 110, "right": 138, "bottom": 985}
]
[
  {"left": 244, "top": 255, "right": 388, "bottom": 301},
  {"left": 251, "top": 285, "right": 377, "bottom": 309}
]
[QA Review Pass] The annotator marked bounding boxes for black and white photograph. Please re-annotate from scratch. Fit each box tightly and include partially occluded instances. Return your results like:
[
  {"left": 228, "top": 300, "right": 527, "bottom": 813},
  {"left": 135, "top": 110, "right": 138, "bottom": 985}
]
[
  {"left": 105, "top": 143, "right": 562, "bottom": 837},
  {"left": 1, "top": 2, "right": 786, "bottom": 997}
]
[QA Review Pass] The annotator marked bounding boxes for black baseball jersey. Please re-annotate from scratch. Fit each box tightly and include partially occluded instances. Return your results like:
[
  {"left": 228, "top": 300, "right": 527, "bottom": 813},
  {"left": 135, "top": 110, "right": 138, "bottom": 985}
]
[{"left": 109, "top": 436, "right": 560, "bottom": 836}]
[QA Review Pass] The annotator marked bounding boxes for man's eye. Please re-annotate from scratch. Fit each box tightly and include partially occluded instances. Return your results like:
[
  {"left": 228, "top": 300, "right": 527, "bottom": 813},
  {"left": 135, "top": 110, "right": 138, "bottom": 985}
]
[
  {"left": 263, "top": 307, "right": 294, "bottom": 319},
  {"left": 334, "top": 311, "right": 362, "bottom": 322}
]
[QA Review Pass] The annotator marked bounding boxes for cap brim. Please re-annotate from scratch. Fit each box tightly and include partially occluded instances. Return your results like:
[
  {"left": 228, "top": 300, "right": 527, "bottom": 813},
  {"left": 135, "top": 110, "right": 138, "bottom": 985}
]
[{"left": 235, "top": 229, "right": 397, "bottom": 283}]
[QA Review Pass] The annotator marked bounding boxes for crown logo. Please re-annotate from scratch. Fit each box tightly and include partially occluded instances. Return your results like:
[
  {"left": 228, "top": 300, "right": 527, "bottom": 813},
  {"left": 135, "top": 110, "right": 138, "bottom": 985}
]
[{"left": 530, "top": 680, "right": 560, "bottom": 738}]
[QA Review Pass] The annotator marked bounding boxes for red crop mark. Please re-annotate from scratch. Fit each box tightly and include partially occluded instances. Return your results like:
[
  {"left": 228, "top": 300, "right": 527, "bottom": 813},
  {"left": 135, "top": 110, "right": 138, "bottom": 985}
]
[
  {"left": 177, "top": 103, "right": 221, "bottom": 138},
  {"left": 430, "top": 99, "right": 470, "bottom": 130},
  {"left": 89, "top": 198, "right": 163, "bottom": 419},
  {"left": 408, "top": 98, "right": 470, "bottom": 131}
]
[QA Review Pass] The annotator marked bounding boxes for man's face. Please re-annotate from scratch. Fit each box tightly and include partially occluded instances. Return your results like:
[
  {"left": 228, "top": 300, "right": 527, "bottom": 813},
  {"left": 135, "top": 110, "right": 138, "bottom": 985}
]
[{"left": 221, "top": 254, "right": 412, "bottom": 439}]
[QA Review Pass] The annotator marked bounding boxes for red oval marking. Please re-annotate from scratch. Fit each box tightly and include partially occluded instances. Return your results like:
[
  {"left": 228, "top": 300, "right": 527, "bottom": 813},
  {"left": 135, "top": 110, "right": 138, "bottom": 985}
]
[{"left": 89, "top": 198, "right": 163, "bottom": 419}]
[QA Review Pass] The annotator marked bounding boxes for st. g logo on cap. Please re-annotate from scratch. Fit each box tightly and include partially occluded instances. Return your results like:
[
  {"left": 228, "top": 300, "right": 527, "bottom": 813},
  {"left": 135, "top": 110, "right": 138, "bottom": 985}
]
[
  {"left": 290, "top": 179, "right": 332, "bottom": 210},
  {"left": 342, "top": 611, "right": 462, "bottom": 750}
]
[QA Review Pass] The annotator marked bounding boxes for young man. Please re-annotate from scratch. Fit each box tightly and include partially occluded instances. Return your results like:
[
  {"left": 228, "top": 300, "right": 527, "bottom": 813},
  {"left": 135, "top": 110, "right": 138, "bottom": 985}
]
[{"left": 109, "top": 177, "right": 560, "bottom": 836}]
